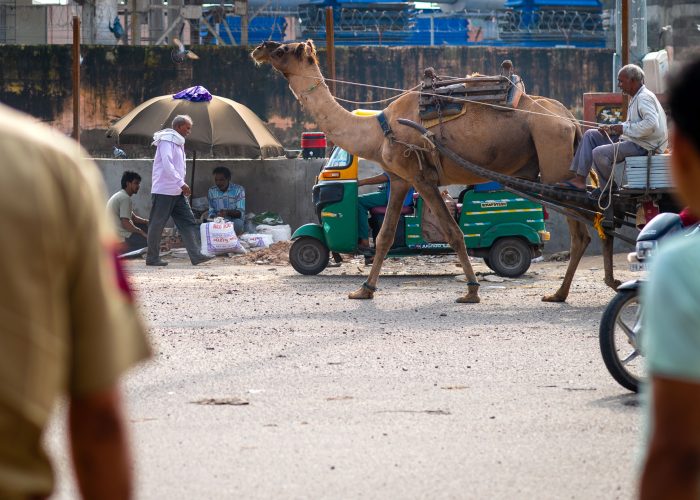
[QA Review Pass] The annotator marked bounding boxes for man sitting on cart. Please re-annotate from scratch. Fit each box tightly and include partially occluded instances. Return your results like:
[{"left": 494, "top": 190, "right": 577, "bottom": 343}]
[
  {"left": 357, "top": 172, "right": 414, "bottom": 250},
  {"left": 556, "top": 64, "right": 668, "bottom": 196}
]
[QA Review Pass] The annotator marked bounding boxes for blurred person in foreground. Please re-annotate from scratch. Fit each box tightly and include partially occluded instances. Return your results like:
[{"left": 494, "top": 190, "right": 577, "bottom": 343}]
[
  {"left": 0, "top": 103, "right": 150, "bottom": 499},
  {"left": 639, "top": 57, "right": 700, "bottom": 499}
]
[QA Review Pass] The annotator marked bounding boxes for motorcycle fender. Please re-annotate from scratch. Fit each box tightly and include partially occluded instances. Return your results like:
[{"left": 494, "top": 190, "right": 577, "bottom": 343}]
[
  {"left": 291, "top": 223, "right": 326, "bottom": 244},
  {"left": 617, "top": 279, "right": 644, "bottom": 292}
]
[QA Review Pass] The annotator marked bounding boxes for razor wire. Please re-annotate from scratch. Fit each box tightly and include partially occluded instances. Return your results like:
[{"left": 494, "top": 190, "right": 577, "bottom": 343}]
[
  {"left": 499, "top": 9, "right": 604, "bottom": 40},
  {"left": 298, "top": 6, "right": 606, "bottom": 45}
]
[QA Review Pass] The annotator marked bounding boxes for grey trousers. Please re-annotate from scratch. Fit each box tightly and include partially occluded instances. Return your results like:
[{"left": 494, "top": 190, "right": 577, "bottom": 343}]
[
  {"left": 147, "top": 194, "right": 206, "bottom": 264},
  {"left": 570, "top": 129, "right": 647, "bottom": 184}
]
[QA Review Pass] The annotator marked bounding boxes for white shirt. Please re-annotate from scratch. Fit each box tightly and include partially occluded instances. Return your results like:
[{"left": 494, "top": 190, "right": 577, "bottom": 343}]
[
  {"left": 621, "top": 85, "right": 668, "bottom": 153},
  {"left": 151, "top": 129, "right": 187, "bottom": 195}
]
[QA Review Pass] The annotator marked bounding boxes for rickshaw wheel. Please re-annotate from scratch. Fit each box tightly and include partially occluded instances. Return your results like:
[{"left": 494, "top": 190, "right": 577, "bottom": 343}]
[
  {"left": 488, "top": 237, "right": 531, "bottom": 278},
  {"left": 290, "top": 237, "right": 330, "bottom": 275}
]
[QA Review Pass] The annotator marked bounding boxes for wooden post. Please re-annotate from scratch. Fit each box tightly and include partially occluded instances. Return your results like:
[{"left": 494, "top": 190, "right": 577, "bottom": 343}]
[
  {"left": 240, "top": 0, "right": 248, "bottom": 46},
  {"left": 72, "top": 16, "right": 80, "bottom": 144},
  {"left": 124, "top": 6, "right": 129, "bottom": 44},
  {"left": 325, "top": 6, "right": 336, "bottom": 97},
  {"left": 131, "top": 0, "right": 139, "bottom": 45},
  {"left": 620, "top": 0, "right": 629, "bottom": 119}
]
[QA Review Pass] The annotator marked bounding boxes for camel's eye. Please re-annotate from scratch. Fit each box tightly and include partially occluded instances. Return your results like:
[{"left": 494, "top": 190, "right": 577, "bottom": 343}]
[{"left": 273, "top": 48, "right": 284, "bottom": 57}]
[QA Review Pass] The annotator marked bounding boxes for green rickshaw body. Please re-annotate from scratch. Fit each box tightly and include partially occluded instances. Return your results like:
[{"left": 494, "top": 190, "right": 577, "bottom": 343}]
[
  {"left": 458, "top": 188, "right": 546, "bottom": 249},
  {"left": 314, "top": 181, "right": 359, "bottom": 253},
  {"left": 404, "top": 186, "right": 547, "bottom": 252},
  {"left": 291, "top": 223, "right": 327, "bottom": 243},
  {"left": 290, "top": 139, "right": 550, "bottom": 277}
]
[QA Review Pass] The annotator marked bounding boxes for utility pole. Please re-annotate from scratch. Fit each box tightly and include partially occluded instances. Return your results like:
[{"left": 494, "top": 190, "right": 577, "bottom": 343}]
[
  {"left": 72, "top": 16, "right": 80, "bottom": 144},
  {"left": 621, "top": 0, "right": 629, "bottom": 119},
  {"left": 325, "top": 6, "right": 335, "bottom": 97},
  {"left": 236, "top": 0, "right": 248, "bottom": 46},
  {"left": 131, "top": 0, "right": 140, "bottom": 45}
]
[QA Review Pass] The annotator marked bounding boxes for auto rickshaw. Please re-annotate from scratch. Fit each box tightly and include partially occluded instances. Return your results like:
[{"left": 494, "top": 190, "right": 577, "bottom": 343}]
[{"left": 289, "top": 111, "right": 550, "bottom": 278}]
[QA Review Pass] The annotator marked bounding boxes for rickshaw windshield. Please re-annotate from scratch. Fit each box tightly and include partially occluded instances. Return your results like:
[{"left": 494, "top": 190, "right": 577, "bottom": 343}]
[{"left": 324, "top": 147, "right": 353, "bottom": 170}]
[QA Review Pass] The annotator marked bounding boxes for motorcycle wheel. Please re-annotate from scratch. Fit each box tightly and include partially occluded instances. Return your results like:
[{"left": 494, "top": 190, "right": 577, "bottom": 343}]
[
  {"left": 289, "top": 237, "right": 329, "bottom": 275},
  {"left": 599, "top": 288, "right": 644, "bottom": 392}
]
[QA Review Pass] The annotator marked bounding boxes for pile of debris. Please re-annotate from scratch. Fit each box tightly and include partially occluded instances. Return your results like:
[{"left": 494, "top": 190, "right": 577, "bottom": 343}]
[{"left": 233, "top": 241, "right": 292, "bottom": 266}]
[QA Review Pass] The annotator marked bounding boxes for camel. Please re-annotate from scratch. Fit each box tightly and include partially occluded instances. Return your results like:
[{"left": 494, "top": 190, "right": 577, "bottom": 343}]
[{"left": 252, "top": 39, "right": 619, "bottom": 303}]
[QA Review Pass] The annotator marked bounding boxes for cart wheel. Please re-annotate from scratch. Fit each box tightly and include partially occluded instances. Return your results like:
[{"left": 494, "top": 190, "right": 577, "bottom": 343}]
[
  {"left": 289, "top": 237, "right": 329, "bottom": 275},
  {"left": 488, "top": 238, "right": 531, "bottom": 278},
  {"left": 483, "top": 257, "right": 494, "bottom": 271}
]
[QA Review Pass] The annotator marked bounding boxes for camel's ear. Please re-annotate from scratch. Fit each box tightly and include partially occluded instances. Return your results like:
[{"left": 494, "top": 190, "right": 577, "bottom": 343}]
[{"left": 304, "top": 39, "right": 317, "bottom": 64}]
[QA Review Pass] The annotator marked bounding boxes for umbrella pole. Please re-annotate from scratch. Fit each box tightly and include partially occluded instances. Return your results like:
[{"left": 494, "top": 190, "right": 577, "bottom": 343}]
[{"left": 190, "top": 150, "right": 196, "bottom": 199}]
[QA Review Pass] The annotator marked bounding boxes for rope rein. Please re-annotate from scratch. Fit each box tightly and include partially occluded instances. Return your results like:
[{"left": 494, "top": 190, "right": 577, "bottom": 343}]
[
  {"left": 292, "top": 73, "right": 603, "bottom": 129},
  {"left": 291, "top": 72, "right": 661, "bottom": 207}
]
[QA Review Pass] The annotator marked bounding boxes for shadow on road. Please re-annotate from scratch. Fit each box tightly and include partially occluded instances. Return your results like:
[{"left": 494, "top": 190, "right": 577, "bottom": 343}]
[{"left": 589, "top": 392, "right": 639, "bottom": 412}]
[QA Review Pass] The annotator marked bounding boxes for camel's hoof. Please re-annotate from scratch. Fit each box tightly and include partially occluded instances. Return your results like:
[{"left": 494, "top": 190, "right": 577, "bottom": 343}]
[
  {"left": 606, "top": 279, "right": 622, "bottom": 291},
  {"left": 456, "top": 285, "right": 480, "bottom": 303},
  {"left": 542, "top": 294, "right": 566, "bottom": 303},
  {"left": 348, "top": 287, "right": 374, "bottom": 300},
  {"left": 456, "top": 294, "right": 480, "bottom": 304}
]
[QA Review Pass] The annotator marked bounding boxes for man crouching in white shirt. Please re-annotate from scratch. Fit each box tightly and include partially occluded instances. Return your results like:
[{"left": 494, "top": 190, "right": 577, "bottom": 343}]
[{"left": 146, "top": 114, "right": 212, "bottom": 266}]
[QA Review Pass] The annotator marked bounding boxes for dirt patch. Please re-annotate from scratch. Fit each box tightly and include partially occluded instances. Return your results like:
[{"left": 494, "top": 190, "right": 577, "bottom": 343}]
[{"left": 233, "top": 241, "right": 292, "bottom": 266}]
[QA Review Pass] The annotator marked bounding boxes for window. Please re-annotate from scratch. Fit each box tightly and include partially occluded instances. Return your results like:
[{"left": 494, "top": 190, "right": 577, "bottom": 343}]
[{"left": 324, "top": 147, "right": 353, "bottom": 170}]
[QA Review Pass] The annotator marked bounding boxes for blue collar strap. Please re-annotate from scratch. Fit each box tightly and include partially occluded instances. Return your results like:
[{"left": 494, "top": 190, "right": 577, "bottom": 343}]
[{"left": 376, "top": 112, "right": 394, "bottom": 139}]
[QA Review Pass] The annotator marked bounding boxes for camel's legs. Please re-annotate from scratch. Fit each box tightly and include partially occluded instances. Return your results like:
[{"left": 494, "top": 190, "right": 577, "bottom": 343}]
[
  {"left": 601, "top": 234, "right": 621, "bottom": 291},
  {"left": 348, "top": 177, "right": 410, "bottom": 300},
  {"left": 542, "top": 217, "right": 591, "bottom": 302},
  {"left": 413, "top": 180, "right": 480, "bottom": 303}
]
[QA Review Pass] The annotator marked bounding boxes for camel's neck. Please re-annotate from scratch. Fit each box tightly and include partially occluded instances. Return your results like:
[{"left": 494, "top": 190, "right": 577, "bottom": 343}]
[{"left": 288, "top": 70, "right": 384, "bottom": 162}]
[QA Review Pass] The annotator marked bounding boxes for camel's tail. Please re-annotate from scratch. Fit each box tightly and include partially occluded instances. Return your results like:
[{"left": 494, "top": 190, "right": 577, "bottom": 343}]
[{"left": 396, "top": 118, "right": 630, "bottom": 227}]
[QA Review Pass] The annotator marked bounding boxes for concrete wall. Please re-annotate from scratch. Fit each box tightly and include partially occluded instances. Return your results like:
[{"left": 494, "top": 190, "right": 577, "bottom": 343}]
[
  {"left": 0, "top": 45, "right": 615, "bottom": 158},
  {"left": 647, "top": 1, "right": 700, "bottom": 60},
  {"left": 96, "top": 158, "right": 325, "bottom": 232},
  {"left": 14, "top": 5, "right": 46, "bottom": 45}
]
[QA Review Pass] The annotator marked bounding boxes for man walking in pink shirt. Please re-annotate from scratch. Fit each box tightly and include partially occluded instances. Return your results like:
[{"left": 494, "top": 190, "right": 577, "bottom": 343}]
[{"left": 146, "top": 115, "right": 212, "bottom": 266}]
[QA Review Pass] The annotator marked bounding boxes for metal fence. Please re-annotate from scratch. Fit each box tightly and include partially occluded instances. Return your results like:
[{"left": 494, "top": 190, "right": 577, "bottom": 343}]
[
  {"left": 1, "top": 1, "right": 607, "bottom": 47},
  {"left": 0, "top": 3, "right": 81, "bottom": 44}
]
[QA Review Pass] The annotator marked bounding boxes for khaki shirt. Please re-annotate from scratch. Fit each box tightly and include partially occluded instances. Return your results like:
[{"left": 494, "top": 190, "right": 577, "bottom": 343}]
[
  {"left": 0, "top": 104, "right": 150, "bottom": 499},
  {"left": 107, "top": 188, "right": 134, "bottom": 241}
]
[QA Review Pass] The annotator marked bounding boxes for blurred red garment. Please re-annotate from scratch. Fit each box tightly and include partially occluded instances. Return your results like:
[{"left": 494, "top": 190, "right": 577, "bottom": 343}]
[{"left": 679, "top": 207, "right": 700, "bottom": 227}]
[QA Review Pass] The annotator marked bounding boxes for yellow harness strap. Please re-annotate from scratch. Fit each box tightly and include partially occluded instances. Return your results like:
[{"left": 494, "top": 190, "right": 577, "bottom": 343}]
[{"left": 593, "top": 213, "right": 607, "bottom": 240}]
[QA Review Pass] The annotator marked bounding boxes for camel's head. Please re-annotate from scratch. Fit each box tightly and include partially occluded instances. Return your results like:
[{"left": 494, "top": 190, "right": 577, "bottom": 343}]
[{"left": 251, "top": 39, "right": 318, "bottom": 76}]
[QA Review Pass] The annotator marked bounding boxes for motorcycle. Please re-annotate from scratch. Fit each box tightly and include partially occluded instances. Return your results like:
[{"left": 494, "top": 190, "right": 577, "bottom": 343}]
[{"left": 599, "top": 211, "right": 699, "bottom": 392}]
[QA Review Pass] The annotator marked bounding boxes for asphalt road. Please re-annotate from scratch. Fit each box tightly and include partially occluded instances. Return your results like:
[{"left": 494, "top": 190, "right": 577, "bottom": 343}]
[{"left": 47, "top": 252, "right": 643, "bottom": 499}]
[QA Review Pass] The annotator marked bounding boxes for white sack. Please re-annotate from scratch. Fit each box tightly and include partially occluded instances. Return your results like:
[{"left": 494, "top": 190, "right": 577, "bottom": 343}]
[
  {"left": 200, "top": 218, "right": 246, "bottom": 256},
  {"left": 255, "top": 224, "right": 292, "bottom": 242}
]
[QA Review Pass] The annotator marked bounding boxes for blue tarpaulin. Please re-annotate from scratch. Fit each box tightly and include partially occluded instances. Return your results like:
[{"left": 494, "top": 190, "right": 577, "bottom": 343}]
[{"left": 173, "top": 86, "right": 213, "bottom": 102}]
